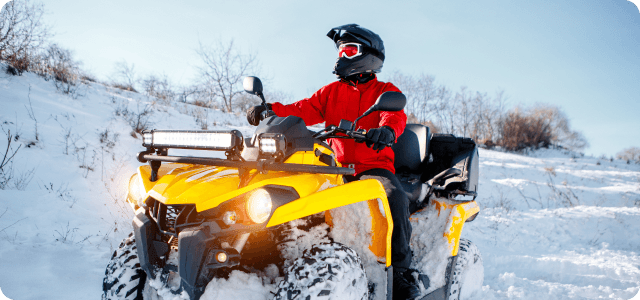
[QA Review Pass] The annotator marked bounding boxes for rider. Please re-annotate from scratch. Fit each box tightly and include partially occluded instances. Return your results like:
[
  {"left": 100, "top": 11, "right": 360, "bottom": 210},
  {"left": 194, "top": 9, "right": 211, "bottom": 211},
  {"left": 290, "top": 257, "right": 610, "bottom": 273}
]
[{"left": 247, "top": 24, "right": 421, "bottom": 300}]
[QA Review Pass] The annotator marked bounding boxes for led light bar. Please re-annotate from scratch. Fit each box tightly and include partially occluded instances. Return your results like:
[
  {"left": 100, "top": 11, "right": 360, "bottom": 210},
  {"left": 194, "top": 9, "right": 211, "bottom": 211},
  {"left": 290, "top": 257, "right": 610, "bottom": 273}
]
[{"left": 142, "top": 130, "right": 243, "bottom": 151}]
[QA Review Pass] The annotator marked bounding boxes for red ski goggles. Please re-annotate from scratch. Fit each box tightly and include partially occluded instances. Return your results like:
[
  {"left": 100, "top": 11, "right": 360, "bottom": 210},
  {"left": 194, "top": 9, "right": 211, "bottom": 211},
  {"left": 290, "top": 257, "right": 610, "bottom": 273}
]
[{"left": 338, "top": 43, "right": 363, "bottom": 59}]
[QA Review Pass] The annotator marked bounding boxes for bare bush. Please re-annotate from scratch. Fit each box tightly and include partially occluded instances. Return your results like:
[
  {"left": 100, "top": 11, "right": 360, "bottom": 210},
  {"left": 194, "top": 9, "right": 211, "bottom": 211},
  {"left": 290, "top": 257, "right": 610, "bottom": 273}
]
[
  {"left": 141, "top": 74, "right": 175, "bottom": 105},
  {"left": 497, "top": 104, "right": 588, "bottom": 152},
  {"left": 498, "top": 107, "right": 552, "bottom": 152},
  {"left": 529, "top": 104, "right": 589, "bottom": 151},
  {"left": 0, "top": 130, "right": 20, "bottom": 189},
  {"left": 194, "top": 40, "right": 259, "bottom": 113},
  {"left": 42, "top": 44, "right": 80, "bottom": 82},
  {"left": 114, "top": 100, "right": 154, "bottom": 136},
  {"left": 26, "top": 43, "right": 83, "bottom": 96},
  {"left": 110, "top": 60, "right": 137, "bottom": 92},
  {"left": 0, "top": 0, "right": 50, "bottom": 62},
  {"left": 24, "top": 86, "right": 39, "bottom": 143},
  {"left": 4, "top": 52, "right": 30, "bottom": 75},
  {"left": 98, "top": 128, "right": 119, "bottom": 150},
  {"left": 616, "top": 147, "right": 640, "bottom": 163}
]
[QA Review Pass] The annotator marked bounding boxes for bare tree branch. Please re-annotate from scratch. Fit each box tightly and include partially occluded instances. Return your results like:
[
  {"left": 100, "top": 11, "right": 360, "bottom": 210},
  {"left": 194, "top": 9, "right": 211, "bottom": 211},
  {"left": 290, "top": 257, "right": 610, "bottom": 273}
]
[{"left": 194, "top": 40, "right": 259, "bottom": 113}]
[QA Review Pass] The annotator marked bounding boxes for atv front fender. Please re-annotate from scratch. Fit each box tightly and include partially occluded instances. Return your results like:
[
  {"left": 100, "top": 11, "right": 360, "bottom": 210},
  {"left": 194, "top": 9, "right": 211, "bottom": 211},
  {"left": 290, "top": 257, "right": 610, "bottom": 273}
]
[{"left": 266, "top": 179, "right": 394, "bottom": 266}]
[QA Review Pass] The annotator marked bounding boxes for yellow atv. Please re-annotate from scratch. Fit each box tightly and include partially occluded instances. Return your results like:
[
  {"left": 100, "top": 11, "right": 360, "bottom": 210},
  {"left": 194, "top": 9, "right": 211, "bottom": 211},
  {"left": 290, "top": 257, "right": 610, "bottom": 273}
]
[{"left": 102, "top": 77, "right": 482, "bottom": 300}]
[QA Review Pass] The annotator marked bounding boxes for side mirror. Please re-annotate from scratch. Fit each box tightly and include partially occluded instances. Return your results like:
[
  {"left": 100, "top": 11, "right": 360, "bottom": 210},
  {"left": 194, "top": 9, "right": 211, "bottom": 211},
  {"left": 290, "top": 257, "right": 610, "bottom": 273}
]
[
  {"left": 371, "top": 91, "right": 406, "bottom": 112},
  {"left": 352, "top": 91, "right": 406, "bottom": 130},
  {"left": 243, "top": 76, "right": 263, "bottom": 95}
]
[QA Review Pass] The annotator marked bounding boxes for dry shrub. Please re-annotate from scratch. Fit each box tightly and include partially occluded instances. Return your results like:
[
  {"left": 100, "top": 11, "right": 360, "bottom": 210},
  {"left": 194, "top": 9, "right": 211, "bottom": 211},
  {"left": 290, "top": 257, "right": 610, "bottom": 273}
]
[
  {"left": 5, "top": 53, "right": 30, "bottom": 75},
  {"left": 45, "top": 45, "right": 78, "bottom": 83},
  {"left": 113, "top": 101, "right": 153, "bottom": 136},
  {"left": 140, "top": 74, "right": 174, "bottom": 104},
  {"left": 497, "top": 104, "right": 588, "bottom": 152},
  {"left": 192, "top": 100, "right": 209, "bottom": 108},
  {"left": 498, "top": 108, "right": 552, "bottom": 152},
  {"left": 530, "top": 104, "right": 588, "bottom": 150},
  {"left": 109, "top": 60, "right": 138, "bottom": 93},
  {"left": 616, "top": 147, "right": 640, "bottom": 163},
  {"left": 111, "top": 83, "right": 137, "bottom": 93},
  {"left": 80, "top": 74, "right": 97, "bottom": 83}
]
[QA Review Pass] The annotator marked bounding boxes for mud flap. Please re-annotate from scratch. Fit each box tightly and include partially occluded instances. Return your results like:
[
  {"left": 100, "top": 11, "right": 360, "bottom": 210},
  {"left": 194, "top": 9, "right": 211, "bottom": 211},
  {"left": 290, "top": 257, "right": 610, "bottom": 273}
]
[
  {"left": 387, "top": 266, "right": 393, "bottom": 300},
  {"left": 418, "top": 255, "right": 456, "bottom": 300}
]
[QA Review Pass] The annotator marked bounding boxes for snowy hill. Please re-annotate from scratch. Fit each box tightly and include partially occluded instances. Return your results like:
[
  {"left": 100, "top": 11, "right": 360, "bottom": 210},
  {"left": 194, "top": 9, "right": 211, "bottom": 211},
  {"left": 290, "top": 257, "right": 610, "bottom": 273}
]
[{"left": 0, "top": 67, "right": 639, "bottom": 300}]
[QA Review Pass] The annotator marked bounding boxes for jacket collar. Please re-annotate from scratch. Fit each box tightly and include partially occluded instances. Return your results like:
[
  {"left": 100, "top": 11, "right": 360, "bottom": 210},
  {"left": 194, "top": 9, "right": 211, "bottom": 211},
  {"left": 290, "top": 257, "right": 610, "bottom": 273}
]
[{"left": 339, "top": 74, "right": 378, "bottom": 88}]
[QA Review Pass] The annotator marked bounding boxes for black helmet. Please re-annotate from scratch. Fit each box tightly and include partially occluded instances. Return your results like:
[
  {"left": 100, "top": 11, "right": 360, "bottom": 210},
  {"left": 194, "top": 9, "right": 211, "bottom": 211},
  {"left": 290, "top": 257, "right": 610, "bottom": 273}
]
[{"left": 327, "top": 24, "right": 385, "bottom": 78}]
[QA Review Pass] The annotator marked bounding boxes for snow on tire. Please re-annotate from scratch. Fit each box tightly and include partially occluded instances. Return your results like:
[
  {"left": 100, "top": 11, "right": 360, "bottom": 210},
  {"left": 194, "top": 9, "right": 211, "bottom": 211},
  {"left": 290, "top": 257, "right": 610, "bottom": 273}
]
[
  {"left": 273, "top": 242, "right": 369, "bottom": 300},
  {"left": 103, "top": 232, "right": 147, "bottom": 300},
  {"left": 448, "top": 238, "right": 484, "bottom": 300}
]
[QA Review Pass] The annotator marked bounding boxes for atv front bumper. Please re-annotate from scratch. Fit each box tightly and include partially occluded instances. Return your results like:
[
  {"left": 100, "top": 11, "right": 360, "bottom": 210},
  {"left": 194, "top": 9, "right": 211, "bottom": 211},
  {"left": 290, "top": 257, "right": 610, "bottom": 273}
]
[{"left": 132, "top": 209, "right": 245, "bottom": 299}]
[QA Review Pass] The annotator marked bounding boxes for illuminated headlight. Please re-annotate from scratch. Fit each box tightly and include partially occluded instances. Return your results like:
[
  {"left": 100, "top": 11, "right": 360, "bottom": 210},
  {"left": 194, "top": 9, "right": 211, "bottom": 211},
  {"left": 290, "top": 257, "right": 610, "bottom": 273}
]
[
  {"left": 142, "top": 130, "right": 242, "bottom": 151},
  {"left": 258, "top": 134, "right": 285, "bottom": 155},
  {"left": 260, "top": 138, "right": 277, "bottom": 153},
  {"left": 245, "top": 188, "right": 273, "bottom": 224},
  {"left": 127, "top": 174, "right": 146, "bottom": 208}
]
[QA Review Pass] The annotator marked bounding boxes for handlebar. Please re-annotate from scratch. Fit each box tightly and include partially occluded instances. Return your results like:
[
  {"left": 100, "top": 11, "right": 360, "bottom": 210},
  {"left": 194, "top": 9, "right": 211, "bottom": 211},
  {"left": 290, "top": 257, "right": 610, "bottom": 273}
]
[{"left": 312, "top": 125, "right": 393, "bottom": 148}]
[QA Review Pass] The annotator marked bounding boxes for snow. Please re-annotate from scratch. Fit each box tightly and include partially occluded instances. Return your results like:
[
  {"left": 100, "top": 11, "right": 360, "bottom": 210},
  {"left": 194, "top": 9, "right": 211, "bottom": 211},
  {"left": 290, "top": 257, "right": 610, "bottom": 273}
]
[
  {"left": 0, "top": 65, "right": 639, "bottom": 299},
  {"left": 330, "top": 201, "right": 387, "bottom": 300}
]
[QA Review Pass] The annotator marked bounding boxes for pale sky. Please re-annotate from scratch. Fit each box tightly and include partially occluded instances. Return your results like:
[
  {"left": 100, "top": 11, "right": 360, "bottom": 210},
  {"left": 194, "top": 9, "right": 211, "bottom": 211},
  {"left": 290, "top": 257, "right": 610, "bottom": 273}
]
[{"left": 7, "top": 0, "right": 639, "bottom": 157}]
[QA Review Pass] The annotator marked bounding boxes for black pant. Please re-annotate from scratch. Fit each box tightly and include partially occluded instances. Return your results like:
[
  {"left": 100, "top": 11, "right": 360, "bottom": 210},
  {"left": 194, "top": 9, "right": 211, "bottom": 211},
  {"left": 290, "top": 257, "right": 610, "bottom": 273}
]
[{"left": 345, "top": 168, "right": 413, "bottom": 269}]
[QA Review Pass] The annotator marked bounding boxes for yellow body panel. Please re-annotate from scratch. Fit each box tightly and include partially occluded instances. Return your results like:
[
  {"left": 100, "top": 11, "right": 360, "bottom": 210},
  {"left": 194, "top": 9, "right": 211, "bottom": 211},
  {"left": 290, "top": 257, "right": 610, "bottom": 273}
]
[
  {"left": 267, "top": 179, "right": 394, "bottom": 266},
  {"left": 138, "top": 163, "right": 341, "bottom": 211},
  {"left": 429, "top": 199, "right": 480, "bottom": 256}
]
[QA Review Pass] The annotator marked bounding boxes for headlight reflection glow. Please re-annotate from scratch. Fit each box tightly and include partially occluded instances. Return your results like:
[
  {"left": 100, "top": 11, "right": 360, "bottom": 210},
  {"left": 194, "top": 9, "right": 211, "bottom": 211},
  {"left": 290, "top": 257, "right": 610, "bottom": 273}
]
[{"left": 127, "top": 174, "right": 146, "bottom": 208}]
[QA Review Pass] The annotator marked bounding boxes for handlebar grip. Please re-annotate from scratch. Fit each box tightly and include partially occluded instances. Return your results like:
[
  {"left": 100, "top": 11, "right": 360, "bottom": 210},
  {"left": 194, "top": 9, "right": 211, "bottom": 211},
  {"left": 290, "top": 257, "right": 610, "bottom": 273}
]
[
  {"left": 261, "top": 110, "right": 276, "bottom": 120},
  {"left": 349, "top": 131, "right": 367, "bottom": 142},
  {"left": 350, "top": 131, "right": 393, "bottom": 148}
]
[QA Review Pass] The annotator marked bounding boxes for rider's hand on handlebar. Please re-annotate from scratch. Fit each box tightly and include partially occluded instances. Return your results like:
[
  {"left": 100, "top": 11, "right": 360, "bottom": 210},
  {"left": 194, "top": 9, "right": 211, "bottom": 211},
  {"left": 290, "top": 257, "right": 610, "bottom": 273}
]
[
  {"left": 365, "top": 126, "right": 395, "bottom": 151},
  {"left": 246, "top": 104, "right": 272, "bottom": 126}
]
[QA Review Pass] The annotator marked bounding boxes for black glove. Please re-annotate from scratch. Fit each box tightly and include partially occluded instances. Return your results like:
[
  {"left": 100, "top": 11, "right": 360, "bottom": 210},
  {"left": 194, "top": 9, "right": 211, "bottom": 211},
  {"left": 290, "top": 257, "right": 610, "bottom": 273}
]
[
  {"left": 365, "top": 126, "right": 395, "bottom": 151},
  {"left": 246, "top": 104, "right": 271, "bottom": 126}
]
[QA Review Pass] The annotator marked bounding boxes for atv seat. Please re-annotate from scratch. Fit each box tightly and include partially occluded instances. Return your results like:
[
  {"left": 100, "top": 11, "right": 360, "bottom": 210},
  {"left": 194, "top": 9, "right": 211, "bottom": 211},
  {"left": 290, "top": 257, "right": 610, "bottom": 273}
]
[{"left": 392, "top": 124, "right": 431, "bottom": 213}]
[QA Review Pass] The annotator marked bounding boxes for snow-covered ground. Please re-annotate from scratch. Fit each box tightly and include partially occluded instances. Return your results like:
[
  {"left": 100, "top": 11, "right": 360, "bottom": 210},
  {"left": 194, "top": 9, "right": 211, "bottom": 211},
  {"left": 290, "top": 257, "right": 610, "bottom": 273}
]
[{"left": 0, "top": 67, "right": 639, "bottom": 300}]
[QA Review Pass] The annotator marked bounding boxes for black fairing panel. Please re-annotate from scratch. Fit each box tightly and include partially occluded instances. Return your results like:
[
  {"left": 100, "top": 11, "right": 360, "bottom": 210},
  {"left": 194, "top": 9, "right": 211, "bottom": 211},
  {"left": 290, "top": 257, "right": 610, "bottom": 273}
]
[{"left": 254, "top": 115, "right": 314, "bottom": 153}]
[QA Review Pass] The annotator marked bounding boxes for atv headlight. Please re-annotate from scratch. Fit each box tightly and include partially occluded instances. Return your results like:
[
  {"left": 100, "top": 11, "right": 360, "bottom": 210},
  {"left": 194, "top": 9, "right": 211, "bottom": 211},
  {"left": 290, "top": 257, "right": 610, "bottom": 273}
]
[
  {"left": 127, "top": 174, "right": 146, "bottom": 208},
  {"left": 258, "top": 133, "right": 286, "bottom": 156},
  {"left": 246, "top": 188, "right": 273, "bottom": 224}
]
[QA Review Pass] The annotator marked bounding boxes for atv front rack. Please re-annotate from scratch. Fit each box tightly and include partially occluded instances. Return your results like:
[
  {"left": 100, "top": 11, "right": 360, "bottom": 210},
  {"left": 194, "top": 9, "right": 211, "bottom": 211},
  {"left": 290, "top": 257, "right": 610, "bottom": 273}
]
[{"left": 138, "top": 153, "right": 355, "bottom": 181}]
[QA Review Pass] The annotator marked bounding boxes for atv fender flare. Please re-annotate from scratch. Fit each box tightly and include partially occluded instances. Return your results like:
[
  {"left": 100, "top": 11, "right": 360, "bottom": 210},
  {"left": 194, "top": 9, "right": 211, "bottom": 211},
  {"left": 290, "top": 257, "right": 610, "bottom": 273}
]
[{"left": 267, "top": 178, "right": 394, "bottom": 267}]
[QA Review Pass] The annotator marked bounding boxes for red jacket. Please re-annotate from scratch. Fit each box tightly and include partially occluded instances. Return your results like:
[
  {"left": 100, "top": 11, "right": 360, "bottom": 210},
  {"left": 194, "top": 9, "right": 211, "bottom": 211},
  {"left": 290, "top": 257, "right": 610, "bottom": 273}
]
[{"left": 271, "top": 76, "right": 407, "bottom": 175}]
